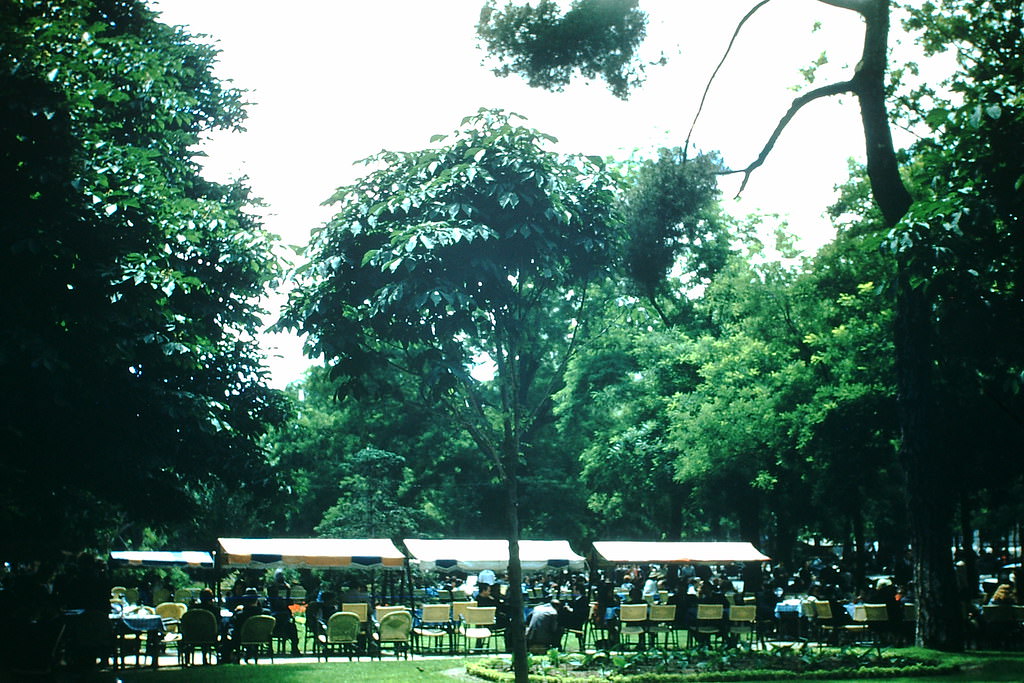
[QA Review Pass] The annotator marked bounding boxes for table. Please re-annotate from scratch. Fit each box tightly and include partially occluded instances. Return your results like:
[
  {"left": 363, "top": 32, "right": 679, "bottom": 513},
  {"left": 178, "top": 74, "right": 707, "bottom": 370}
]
[{"left": 111, "top": 614, "right": 168, "bottom": 668}]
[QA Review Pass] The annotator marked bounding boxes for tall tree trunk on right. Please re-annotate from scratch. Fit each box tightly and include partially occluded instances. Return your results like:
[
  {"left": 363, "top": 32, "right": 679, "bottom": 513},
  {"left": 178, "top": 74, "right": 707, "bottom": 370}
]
[
  {"left": 846, "top": 0, "right": 964, "bottom": 651},
  {"left": 893, "top": 263, "right": 964, "bottom": 650}
]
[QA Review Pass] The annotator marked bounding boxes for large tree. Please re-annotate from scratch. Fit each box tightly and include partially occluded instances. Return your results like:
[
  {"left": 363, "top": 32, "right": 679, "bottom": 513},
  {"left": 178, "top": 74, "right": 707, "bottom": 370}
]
[
  {"left": 477, "top": 0, "right": 974, "bottom": 650},
  {"left": 0, "top": 0, "right": 286, "bottom": 555},
  {"left": 280, "top": 109, "right": 618, "bottom": 680}
]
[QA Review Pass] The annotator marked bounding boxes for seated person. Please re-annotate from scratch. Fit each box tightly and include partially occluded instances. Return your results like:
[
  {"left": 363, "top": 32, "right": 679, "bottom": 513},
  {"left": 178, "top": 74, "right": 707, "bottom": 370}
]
[
  {"left": 268, "top": 581, "right": 301, "bottom": 656},
  {"left": 190, "top": 587, "right": 220, "bottom": 618},
  {"left": 526, "top": 599, "right": 562, "bottom": 653},
  {"left": 561, "top": 581, "right": 589, "bottom": 632},
  {"left": 474, "top": 583, "right": 508, "bottom": 628},
  {"left": 306, "top": 590, "right": 336, "bottom": 644}
]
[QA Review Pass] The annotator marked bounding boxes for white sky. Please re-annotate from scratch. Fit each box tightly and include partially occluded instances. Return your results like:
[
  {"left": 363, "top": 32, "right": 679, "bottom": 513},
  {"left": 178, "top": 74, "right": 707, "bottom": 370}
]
[{"left": 150, "top": 0, "right": 898, "bottom": 389}]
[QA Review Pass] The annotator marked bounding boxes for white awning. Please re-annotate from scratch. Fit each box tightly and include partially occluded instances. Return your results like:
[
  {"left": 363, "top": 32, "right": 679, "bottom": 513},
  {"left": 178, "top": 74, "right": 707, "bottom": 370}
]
[
  {"left": 403, "top": 538, "right": 586, "bottom": 572},
  {"left": 592, "top": 541, "right": 770, "bottom": 564},
  {"left": 110, "top": 550, "right": 214, "bottom": 567},
  {"left": 218, "top": 538, "right": 405, "bottom": 569}
]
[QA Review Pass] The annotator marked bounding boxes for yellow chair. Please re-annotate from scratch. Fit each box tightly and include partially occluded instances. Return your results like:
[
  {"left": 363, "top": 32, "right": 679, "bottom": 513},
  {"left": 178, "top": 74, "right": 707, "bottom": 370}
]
[
  {"left": 239, "top": 614, "right": 276, "bottom": 664},
  {"left": 376, "top": 610, "right": 413, "bottom": 659},
  {"left": 690, "top": 603, "right": 724, "bottom": 646},
  {"left": 341, "top": 602, "right": 369, "bottom": 623},
  {"left": 154, "top": 602, "right": 188, "bottom": 655},
  {"left": 619, "top": 603, "right": 648, "bottom": 650},
  {"left": 375, "top": 605, "right": 408, "bottom": 622},
  {"left": 451, "top": 600, "right": 476, "bottom": 625},
  {"left": 320, "top": 612, "right": 360, "bottom": 661},
  {"left": 727, "top": 604, "right": 756, "bottom": 645},
  {"left": 648, "top": 603, "right": 678, "bottom": 649},
  {"left": 815, "top": 601, "right": 867, "bottom": 647},
  {"left": 459, "top": 606, "right": 497, "bottom": 653}
]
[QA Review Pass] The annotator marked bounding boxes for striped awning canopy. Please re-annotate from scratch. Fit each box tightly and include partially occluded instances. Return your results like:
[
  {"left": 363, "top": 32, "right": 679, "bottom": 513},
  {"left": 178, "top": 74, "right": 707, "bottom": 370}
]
[
  {"left": 217, "top": 538, "right": 405, "bottom": 569},
  {"left": 109, "top": 550, "right": 215, "bottom": 567},
  {"left": 403, "top": 538, "right": 586, "bottom": 572},
  {"left": 592, "top": 541, "right": 770, "bottom": 564}
]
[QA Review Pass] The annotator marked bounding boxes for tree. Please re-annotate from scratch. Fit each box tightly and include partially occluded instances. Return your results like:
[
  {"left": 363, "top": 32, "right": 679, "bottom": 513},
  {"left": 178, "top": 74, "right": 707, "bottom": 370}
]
[
  {"left": 280, "top": 109, "right": 618, "bottom": 681},
  {"left": 316, "top": 447, "right": 422, "bottom": 538},
  {"left": 267, "top": 366, "right": 497, "bottom": 538},
  {"left": 477, "top": 0, "right": 651, "bottom": 99},
  {"left": 477, "top": 0, "right": 973, "bottom": 650},
  {"left": 0, "top": 0, "right": 286, "bottom": 556}
]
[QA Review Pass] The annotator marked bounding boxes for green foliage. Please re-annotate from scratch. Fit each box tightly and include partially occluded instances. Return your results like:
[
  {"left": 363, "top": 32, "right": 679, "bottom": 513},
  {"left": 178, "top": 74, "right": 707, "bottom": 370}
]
[
  {"left": 477, "top": 0, "right": 652, "bottom": 99},
  {"left": 315, "top": 447, "right": 422, "bottom": 538},
  {"left": 619, "top": 149, "right": 731, "bottom": 323},
  {"left": 0, "top": 0, "right": 285, "bottom": 556},
  {"left": 282, "top": 108, "right": 618, "bottom": 407}
]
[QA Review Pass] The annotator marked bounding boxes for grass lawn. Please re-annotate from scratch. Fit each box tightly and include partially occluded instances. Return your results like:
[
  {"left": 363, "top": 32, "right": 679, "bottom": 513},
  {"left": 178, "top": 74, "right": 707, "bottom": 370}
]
[
  {"left": 64, "top": 650, "right": 1024, "bottom": 682},
  {"left": 79, "top": 658, "right": 473, "bottom": 682}
]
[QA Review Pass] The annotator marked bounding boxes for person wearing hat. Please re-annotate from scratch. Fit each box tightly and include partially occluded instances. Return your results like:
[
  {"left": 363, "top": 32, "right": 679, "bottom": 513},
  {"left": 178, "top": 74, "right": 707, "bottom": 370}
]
[{"left": 220, "top": 587, "right": 269, "bottom": 663}]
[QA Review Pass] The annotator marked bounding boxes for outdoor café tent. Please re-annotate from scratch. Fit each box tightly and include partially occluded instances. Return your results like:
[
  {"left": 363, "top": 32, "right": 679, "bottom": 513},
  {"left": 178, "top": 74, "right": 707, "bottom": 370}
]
[
  {"left": 109, "top": 550, "right": 215, "bottom": 567},
  {"left": 403, "top": 538, "right": 586, "bottom": 572},
  {"left": 217, "top": 538, "right": 405, "bottom": 569},
  {"left": 592, "top": 541, "right": 770, "bottom": 565}
]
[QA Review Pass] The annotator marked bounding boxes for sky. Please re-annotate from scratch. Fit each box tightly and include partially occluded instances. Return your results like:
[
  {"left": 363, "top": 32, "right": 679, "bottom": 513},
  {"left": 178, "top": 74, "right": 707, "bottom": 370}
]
[{"left": 150, "top": 0, "right": 886, "bottom": 389}]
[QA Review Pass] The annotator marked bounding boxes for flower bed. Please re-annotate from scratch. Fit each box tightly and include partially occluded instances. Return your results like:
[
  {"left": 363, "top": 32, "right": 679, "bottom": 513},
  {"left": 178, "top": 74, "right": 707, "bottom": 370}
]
[{"left": 465, "top": 645, "right": 956, "bottom": 682}]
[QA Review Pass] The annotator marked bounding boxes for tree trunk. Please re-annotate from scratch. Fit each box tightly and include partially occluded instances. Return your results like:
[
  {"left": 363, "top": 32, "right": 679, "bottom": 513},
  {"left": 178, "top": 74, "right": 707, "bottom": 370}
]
[
  {"left": 852, "top": 507, "right": 867, "bottom": 591},
  {"left": 504, "top": 470, "right": 528, "bottom": 683},
  {"left": 894, "top": 263, "right": 964, "bottom": 650}
]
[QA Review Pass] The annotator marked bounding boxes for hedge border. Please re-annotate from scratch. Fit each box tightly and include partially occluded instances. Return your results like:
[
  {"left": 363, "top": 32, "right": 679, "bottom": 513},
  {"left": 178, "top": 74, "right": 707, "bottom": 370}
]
[{"left": 464, "top": 659, "right": 957, "bottom": 682}]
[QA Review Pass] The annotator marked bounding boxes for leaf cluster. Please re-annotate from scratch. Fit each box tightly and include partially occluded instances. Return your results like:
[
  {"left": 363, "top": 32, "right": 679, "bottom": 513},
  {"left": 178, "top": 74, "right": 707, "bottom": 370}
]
[{"left": 477, "top": 0, "right": 651, "bottom": 99}]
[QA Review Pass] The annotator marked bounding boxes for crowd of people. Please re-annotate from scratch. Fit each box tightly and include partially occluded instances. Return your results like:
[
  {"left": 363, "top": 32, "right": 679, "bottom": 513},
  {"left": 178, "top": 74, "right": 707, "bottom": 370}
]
[{"left": 1, "top": 544, "right": 1021, "bottom": 673}]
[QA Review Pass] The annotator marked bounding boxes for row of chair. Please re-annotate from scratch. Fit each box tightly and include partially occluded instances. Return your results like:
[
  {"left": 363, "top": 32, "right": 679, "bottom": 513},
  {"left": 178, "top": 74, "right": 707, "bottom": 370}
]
[{"left": 316, "top": 610, "right": 413, "bottom": 660}]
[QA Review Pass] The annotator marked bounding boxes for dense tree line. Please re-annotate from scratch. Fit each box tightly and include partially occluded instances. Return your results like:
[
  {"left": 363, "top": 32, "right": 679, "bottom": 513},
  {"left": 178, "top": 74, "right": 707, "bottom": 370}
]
[{"left": 0, "top": 0, "right": 287, "bottom": 556}]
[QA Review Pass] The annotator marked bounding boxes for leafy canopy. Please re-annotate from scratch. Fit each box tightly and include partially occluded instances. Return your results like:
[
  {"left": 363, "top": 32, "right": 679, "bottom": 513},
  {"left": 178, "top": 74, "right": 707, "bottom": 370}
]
[
  {"left": 0, "top": 0, "right": 285, "bottom": 555},
  {"left": 477, "top": 0, "right": 651, "bottom": 99},
  {"left": 282, "top": 108, "right": 620, "bottom": 406}
]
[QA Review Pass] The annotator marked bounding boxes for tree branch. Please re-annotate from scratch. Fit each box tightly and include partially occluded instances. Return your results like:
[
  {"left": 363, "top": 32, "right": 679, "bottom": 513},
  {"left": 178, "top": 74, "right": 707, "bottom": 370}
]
[
  {"left": 816, "top": 0, "right": 873, "bottom": 12},
  {"left": 720, "top": 79, "right": 856, "bottom": 196},
  {"left": 684, "top": 0, "right": 775, "bottom": 155},
  {"left": 525, "top": 280, "right": 591, "bottom": 430}
]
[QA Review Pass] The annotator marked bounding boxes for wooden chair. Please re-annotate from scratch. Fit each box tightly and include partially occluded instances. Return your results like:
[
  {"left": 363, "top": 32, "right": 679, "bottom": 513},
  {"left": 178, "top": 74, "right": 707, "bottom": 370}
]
[
  {"left": 341, "top": 602, "right": 369, "bottom": 623},
  {"left": 459, "top": 606, "right": 497, "bottom": 654},
  {"left": 451, "top": 601, "right": 476, "bottom": 625},
  {"left": 618, "top": 603, "right": 649, "bottom": 650},
  {"left": 561, "top": 612, "right": 590, "bottom": 653},
  {"left": 154, "top": 602, "right": 188, "bottom": 655},
  {"left": 647, "top": 604, "right": 678, "bottom": 649},
  {"left": 178, "top": 609, "right": 218, "bottom": 666},
  {"left": 727, "top": 604, "right": 756, "bottom": 646},
  {"left": 414, "top": 603, "right": 452, "bottom": 654},
  {"left": 239, "top": 614, "right": 276, "bottom": 664},
  {"left": 376, "top": 610, "right": 413, "bottom": 659},
  {"left": 815, "top": 601, "right": 868, "bottom": 647},
  {"left": 375, "top": 605, "right": 408, "bottom": 622},
  {"left": 690, "top": 604, "right": 724, "bottom": 646},
  {"left": 850, "top": 603, "right": 888, "bottom": 654},
  {"left": 320, "top": 612, "right": 360, "bottom": 661}
]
